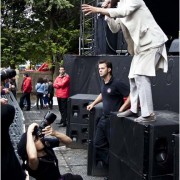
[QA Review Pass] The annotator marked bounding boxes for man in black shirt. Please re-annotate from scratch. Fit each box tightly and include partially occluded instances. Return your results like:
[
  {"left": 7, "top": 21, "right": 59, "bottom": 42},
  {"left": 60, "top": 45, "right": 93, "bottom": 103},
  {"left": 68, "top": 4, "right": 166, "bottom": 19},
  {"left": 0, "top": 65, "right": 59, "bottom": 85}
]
[{"left": 87, "top": 60, "right": 130, "bottom": 169}]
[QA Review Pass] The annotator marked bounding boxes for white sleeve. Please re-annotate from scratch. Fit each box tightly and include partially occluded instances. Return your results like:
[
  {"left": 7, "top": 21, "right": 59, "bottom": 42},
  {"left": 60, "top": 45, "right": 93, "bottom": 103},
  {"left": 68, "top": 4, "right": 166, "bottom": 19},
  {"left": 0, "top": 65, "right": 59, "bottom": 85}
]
[
  {"left": 105, "top": 16, "right": 122, "bottom": 33},
  {"left": 107, "top": 0, "right": 142, "bottom": 18}
]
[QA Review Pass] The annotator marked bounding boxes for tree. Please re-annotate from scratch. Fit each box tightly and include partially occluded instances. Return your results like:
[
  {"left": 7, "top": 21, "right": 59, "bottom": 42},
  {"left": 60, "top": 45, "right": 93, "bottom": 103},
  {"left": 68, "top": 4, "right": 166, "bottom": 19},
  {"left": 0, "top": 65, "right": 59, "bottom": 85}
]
[{"left": 1, "top": 0, "right": 80, "bottom": 69}]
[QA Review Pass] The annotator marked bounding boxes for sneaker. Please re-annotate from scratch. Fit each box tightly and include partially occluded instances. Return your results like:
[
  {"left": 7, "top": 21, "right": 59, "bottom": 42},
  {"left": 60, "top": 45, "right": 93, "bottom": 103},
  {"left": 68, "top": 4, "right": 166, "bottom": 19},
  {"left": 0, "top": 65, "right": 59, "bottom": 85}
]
[
  {"left": 117, "top": 109, "right": 138, "bottom": 117},
  {"left": 134, "top": 113, "right": 156, "bottom": 122}
]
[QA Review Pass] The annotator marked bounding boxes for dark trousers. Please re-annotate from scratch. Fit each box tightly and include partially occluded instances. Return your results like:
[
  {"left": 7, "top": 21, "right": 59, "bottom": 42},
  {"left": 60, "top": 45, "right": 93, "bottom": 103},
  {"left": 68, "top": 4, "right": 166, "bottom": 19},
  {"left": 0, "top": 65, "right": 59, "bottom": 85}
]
[
  {"left": 36, "top": 92, "right": 43, "bottom": 109},
  {"left": 19, "top": 92, "right": 31, "bottom": 110},
  {"left": 48, "top": 95, "right": 53, "bottom": 109},
  {"left": 94, "top": 116, "right": 110, "bottom": 167},
  {"left": 57, "top": 98, "right": 67, "bottom": 124}
]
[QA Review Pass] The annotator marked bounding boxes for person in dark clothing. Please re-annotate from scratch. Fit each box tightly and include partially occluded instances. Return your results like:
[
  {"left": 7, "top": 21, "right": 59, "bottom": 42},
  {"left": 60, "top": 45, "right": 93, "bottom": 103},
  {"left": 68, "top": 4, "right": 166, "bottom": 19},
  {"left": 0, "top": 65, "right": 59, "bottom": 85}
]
[
  {"left": 87, "top": 60, "right": 130, "bottom": 170},
  {"left": 1, "top": 103, "right": 26, "bottom": 180},
  {"left": 17, "top": 123, "right": 83, "bottom": 180},
  {"left": 9, "top": 77, "right": 17, "bottom": 99},
  {"left": 35, "top": 77, "right": 45, "bottom": 109},
  {"left": 48, "top": 79, "right": 54, "bottom": 109},
  {"left": 19, "top": 73, "right": 32, "bottom": 111}
]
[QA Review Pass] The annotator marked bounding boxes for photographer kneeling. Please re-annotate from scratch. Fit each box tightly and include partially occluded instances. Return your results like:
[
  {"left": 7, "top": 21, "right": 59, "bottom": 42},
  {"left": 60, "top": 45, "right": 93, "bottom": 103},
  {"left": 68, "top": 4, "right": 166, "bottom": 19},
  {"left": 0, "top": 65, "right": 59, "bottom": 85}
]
[{"left": 17, "top": 122, "right": 83, "bottom": 180}]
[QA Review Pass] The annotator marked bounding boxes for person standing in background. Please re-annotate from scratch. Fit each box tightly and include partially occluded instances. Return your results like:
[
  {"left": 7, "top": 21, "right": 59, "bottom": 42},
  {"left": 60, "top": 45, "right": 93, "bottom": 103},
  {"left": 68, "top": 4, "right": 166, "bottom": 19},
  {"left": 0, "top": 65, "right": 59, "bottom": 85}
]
[
  {"left": 43, "top": 78, "right": 49, "bottom": 108},
  {"left": 19, "top": 73, "right": 32, "bottom": 111},
  {"left": 53, "top": 66, "right": 70, "bottom": 127},
  {"left": 48, "top": 79, "right": 54, "bottom": 109},
  {"left": 35, "top": 77, "right": 45, "bottom": 110},
  {"left": 9, "top": 77, "right": 17, "bottom": 99}
]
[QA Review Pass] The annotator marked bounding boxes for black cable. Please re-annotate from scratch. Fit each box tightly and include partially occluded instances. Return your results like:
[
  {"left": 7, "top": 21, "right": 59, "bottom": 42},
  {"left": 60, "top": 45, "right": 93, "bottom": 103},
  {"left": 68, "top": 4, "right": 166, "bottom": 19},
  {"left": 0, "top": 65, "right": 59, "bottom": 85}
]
[{"left": 102, "top": 17, "right": 117, "bottom": 53}]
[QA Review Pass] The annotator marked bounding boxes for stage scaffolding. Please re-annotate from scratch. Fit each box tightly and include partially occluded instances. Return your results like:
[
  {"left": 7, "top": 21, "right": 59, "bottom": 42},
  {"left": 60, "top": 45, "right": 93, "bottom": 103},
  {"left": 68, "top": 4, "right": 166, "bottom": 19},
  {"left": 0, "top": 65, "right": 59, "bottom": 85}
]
[{"left": 79, "top": 0, "right": 98, "bottom": 56}]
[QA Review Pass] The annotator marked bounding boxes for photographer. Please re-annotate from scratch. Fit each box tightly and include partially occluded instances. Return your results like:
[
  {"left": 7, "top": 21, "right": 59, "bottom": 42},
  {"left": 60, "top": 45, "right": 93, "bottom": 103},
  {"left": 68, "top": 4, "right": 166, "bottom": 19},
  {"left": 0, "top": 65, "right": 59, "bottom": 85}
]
[{"left": 17, "top": 122, "right": 83, "bottom": 180}]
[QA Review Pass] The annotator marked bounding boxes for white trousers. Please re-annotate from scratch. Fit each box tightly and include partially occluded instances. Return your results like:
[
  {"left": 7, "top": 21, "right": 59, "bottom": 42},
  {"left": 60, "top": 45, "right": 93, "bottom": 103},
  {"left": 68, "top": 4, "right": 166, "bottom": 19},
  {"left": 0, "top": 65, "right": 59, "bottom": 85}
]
[
  {"left": 130, "top": 76, "right": 153, "bottom": 117},
  {"left": 129, "top": 46, "right": 165, "bottom": 117}
]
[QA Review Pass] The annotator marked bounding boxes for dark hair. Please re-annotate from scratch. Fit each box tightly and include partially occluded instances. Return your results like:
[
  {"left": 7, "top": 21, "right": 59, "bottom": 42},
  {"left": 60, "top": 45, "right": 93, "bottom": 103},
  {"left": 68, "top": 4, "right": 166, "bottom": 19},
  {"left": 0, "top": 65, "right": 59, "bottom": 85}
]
[
  {"left": 37, "top": 77, "right": 44, "bottom": 84},
  {"left": 43, "top": 78, "right": 48, "bottom": 83},
  {"left": 23, "top": 73, "right": 29, "bottom": 77},
  {"left": 98, "top": 60, "right": 113, "bottom": 75},
  {"left": 59, "top": 65, "right": 65, "bottom": 69},
  {"left": 49, "top": 80, "right": 53, "bottom": 82}
]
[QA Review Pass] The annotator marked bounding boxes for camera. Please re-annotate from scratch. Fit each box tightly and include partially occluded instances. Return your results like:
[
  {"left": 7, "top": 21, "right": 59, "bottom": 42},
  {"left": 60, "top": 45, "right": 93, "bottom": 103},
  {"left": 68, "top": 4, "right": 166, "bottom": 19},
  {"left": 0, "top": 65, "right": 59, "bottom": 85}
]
[
  {"left": 33, "top": 111, "right": 57, "bottom": 138},
  {"left": 0, "top": 68, "right": 16, "bottom": 81}
]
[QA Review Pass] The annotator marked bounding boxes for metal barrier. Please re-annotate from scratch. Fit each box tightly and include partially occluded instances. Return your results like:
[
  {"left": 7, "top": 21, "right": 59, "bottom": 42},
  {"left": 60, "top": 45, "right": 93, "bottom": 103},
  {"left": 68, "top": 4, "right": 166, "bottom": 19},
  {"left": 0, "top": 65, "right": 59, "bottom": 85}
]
[{"left": 1, "top": 92, "right": 25, "bottom": 150}]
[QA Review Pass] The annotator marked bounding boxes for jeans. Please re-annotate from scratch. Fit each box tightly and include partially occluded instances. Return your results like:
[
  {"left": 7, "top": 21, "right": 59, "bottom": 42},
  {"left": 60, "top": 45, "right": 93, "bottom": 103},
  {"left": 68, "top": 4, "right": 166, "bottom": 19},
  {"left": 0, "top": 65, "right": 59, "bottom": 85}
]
[{"left": 36, "top": 92, "right": 44, "bottom": 109}]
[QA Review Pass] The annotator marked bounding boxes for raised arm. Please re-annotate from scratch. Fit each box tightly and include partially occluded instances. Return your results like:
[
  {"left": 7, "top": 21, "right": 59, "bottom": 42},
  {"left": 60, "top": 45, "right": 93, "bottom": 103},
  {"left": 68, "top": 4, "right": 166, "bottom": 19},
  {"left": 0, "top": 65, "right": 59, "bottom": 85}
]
[{"left": 26, "top": 123, "right": 39, "bottom": 170}]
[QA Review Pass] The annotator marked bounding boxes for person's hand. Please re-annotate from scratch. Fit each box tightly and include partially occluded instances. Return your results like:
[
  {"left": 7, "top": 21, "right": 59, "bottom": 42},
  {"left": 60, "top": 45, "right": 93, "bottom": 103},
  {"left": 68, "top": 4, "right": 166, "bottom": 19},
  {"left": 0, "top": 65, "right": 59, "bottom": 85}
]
[
  {"left": 101, "top": 0, "right": 111, "bottom": 8},
  {"left": 42, "top": 125, "right": 54, "bottom": 136},
  {"left": 87, "top": 104, "right": 94, "bottom": 111},
  {"left": 28, "top": 123, "right": 39, "bottom": 134},
  {"left": 82, "top": 4, "right": 98, "bottom": 16},
  {"left": 3, "top": 88, "right": 9, "bottom": 94},
  {"left": 11, "top": 85, "right": 15, "bottom": 89},
  {"left": 0, "top": 98, "right": 8, "bottom": 104}
]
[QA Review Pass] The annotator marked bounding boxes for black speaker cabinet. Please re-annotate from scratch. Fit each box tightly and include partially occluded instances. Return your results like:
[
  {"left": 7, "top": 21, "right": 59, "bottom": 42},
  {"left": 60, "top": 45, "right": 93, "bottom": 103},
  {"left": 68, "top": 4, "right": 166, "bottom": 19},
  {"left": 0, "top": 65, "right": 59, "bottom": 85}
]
[
  {"left": 109, "top": 153, "right": 174, "bottom": 180},
  {"left": 67, "top": 94, "right": 98, "bottom": 124},
  {"left": 87, "top": 103, "right": 108, "bottom": 177},
  {"left": 67, "top": 123, "right": 89, "bottom": 149},
  {"left": 151, "top": 56, "right": 179, "bottom": 113},
  {"left": 172, "top": 134, "right": 179, "bottom": 180},
  {"left": 109, "top": 110, "right": 179, "bottom": 180},
  {"left": 66, "top": 94, "right": 98, "bottom": 149}
]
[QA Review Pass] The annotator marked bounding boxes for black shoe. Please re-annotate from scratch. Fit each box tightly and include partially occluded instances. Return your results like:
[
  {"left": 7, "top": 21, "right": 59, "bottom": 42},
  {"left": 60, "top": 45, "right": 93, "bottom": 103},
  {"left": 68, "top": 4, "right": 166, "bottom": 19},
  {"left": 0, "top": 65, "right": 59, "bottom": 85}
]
[
  {"left": 117, "top": 109, "right": 138, "bottom": 117},
  {"left": 104, "top": 177, "right": 109, "bottom": 180}
]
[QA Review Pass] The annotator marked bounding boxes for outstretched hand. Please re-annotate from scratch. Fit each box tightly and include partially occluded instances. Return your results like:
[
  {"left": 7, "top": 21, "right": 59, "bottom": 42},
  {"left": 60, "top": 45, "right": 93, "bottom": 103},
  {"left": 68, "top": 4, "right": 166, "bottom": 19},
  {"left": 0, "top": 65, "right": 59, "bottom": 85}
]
[{"left": 81, "top": 4, "right": 98, "bottom": 16}]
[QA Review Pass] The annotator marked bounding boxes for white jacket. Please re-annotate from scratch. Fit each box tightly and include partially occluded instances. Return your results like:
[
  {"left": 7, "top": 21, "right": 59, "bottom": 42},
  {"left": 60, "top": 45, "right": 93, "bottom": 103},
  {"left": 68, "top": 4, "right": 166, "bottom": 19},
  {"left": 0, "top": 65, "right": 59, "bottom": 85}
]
[
  {"left": 105, "top": 0, "right": 168, "bottom": 76},
  {"left": 105, "top": 0, "right": 168, "bottom": 55}
]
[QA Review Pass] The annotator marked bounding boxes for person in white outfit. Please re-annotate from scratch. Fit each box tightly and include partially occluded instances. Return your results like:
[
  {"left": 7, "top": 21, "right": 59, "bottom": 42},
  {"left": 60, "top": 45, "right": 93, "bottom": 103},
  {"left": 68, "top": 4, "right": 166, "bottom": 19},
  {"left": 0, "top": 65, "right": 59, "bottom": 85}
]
[{"left": 82, "top": 0, "right": 168, "bottom": 122}]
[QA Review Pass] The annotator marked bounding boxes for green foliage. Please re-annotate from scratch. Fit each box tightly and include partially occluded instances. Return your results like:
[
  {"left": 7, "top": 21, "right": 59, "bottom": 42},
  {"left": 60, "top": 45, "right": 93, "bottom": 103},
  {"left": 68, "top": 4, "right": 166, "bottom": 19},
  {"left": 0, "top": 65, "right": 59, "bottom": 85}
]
[{"left": 1, "top": 0, "right": 81, "bottom": 68}]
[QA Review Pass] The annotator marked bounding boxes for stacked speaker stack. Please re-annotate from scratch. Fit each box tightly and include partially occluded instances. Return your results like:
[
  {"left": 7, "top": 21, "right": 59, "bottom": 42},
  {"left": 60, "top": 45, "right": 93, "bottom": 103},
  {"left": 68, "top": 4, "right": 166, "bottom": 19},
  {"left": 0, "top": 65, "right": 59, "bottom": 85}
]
[
  {"left": 109, "top": 110, "right": 179, "bottom": 180},
  {"left": 66, "top": 94, "right": 98, "bottom": 149},
  {"left": 172, "top": 134, "right": 179, "bottom": 180},
  {"left": 87, "top": 103, "right": 108, "bottom": 177}
]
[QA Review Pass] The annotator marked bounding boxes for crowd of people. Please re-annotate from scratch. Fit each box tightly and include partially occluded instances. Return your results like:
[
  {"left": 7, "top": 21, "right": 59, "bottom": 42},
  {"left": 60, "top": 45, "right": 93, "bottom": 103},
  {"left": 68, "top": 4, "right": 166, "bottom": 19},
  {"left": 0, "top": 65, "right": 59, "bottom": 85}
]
[{"left": 19, "top": 65, "right": 70, "bottom": 127}]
